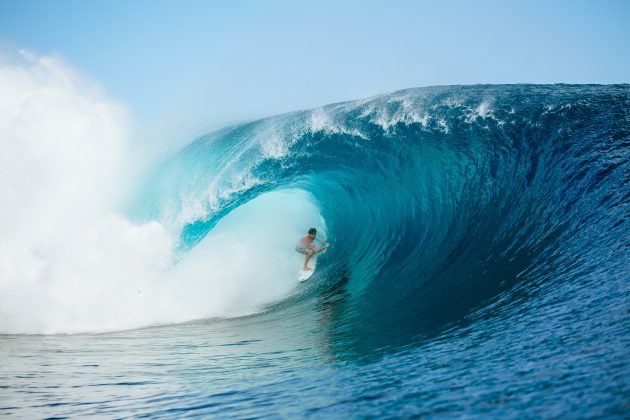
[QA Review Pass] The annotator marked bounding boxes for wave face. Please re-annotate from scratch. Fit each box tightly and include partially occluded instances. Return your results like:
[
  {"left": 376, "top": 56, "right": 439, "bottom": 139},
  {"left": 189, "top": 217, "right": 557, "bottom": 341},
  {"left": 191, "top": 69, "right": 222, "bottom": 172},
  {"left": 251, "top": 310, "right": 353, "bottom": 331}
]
[
  {"left": 136, "top": 84, "right": 629, "bottom": 349},
  {"left": 3, "top": 84, "right": 629, "bottom": 417}
]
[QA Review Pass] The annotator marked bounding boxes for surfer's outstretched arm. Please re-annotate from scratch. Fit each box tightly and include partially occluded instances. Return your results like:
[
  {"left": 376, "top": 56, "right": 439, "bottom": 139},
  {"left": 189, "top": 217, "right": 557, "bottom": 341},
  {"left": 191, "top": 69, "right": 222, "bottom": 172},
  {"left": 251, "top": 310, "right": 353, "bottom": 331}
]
[{"left": 314, "top": 243, "right": 330, "bottom": 253}]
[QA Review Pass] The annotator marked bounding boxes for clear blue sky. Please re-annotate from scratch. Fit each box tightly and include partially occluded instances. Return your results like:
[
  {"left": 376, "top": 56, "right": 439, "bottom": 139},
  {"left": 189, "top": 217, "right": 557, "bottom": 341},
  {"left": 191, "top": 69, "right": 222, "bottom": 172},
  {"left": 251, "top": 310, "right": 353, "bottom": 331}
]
[{"left": 1, "top": 0, "right": 629, "bottom": 133}]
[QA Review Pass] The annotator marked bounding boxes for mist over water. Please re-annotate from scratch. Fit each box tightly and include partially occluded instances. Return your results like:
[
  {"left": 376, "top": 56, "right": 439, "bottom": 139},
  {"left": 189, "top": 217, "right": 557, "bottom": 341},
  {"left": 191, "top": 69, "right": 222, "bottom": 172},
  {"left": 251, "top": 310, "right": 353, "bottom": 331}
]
[
  {"left": 0, "top": 54, "right": 322, "bottom": 334},
  {"left": 1, "top": 53, "right": 628, "bottom": 417}
]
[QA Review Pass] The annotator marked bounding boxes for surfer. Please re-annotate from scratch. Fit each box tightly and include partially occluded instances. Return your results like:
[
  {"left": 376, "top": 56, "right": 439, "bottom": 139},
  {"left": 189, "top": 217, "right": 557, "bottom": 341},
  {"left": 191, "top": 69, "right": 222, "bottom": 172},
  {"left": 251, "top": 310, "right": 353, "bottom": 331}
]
[{"left": 296, "top": 228, "right": 329, "bottom": 271}]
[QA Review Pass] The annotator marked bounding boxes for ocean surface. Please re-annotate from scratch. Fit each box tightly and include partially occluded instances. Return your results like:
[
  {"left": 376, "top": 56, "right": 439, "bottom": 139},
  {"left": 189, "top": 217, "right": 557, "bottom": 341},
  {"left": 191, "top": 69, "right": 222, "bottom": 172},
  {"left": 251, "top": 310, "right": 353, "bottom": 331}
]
[{"left": 1, "top": 85, "right": 629, "bottom": 417}]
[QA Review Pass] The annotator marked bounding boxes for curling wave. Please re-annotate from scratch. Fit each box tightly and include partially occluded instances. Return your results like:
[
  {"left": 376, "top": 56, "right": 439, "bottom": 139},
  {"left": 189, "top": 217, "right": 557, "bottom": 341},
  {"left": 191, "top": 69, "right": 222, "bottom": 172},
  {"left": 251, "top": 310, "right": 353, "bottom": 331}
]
[
  {"left": 135, "top": 84, "right": 629, "bottom": 348},
  {"left": 2, "top": 73, "right": 628, "bottom": 336}
]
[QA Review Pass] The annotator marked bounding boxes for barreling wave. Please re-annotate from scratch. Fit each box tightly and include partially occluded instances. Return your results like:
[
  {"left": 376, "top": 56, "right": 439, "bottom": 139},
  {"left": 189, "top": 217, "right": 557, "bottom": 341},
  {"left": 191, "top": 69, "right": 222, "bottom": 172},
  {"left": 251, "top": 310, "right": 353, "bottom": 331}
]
[
  {"left": 2, "top": 69, "right": 626, "bottom": 335},
  {"left": 134, "top": 84, "right": 629, "bottom": 345}
]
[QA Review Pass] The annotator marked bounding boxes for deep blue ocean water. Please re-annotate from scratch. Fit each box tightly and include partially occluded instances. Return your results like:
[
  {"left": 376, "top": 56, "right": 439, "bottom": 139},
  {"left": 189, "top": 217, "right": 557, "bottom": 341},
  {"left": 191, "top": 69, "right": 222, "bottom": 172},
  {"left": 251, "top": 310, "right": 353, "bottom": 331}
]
[{"left": 1, "top": 85, "right": 629, "bottom": 417}]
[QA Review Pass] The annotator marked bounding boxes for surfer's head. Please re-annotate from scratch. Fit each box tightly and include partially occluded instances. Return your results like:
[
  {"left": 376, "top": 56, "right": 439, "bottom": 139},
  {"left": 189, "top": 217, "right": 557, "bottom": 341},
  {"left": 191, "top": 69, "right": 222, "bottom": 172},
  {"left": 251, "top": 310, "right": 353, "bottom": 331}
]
[{"left": 308, "top": 228, "right": 317, "bottom": 239}]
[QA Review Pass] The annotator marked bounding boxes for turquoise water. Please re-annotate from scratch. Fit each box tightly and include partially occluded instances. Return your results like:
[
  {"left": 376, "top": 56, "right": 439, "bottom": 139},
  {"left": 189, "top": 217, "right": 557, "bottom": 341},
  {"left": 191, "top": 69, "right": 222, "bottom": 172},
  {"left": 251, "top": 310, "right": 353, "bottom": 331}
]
[{"left": 1, "top": 85, "right": 628, "bottom": 417}]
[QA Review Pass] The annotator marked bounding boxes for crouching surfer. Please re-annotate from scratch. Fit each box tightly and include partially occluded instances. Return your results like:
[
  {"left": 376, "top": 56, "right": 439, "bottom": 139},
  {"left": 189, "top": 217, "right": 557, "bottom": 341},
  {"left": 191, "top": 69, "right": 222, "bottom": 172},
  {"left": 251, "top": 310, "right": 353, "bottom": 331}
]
[{"left": 296, "top": 228, "right": 329, "bottom": 271}]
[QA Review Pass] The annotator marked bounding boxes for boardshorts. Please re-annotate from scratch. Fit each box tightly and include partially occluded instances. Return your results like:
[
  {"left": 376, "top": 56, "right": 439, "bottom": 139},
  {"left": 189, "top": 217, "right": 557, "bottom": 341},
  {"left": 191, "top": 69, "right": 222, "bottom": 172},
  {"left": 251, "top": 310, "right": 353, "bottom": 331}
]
[{"left": 295, "top": 243, "right": 314, "bottom": 255}]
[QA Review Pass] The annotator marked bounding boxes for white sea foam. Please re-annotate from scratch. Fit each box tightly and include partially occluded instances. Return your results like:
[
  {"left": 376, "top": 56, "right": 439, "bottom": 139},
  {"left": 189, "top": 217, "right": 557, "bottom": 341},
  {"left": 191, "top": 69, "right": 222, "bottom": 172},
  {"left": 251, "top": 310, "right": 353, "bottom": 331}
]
[
  {"left": 260, "top": 131, "right": 289, "bottom": 159},
  {"left": 436, "top": 117, "right": 450, "bottom": 134},
  {"left": 310, "top": 108, "right": 367, "bottom": 139},
  {"left": 464, "top": 99, "right": 495, "bottom": 123},
  {"left": 361, "top": 96, "right": 431, "bottom": 132},
  {"left": 0, "top": 52, "right": 319, "bottom": 334}
]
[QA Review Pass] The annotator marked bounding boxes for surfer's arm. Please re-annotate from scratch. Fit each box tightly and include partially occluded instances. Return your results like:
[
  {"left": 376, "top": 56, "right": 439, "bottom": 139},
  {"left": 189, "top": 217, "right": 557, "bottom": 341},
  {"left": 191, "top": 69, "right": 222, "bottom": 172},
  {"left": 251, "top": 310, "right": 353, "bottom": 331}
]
[{"left": 314, "top": 242, "right": 330, "bottom": 253}]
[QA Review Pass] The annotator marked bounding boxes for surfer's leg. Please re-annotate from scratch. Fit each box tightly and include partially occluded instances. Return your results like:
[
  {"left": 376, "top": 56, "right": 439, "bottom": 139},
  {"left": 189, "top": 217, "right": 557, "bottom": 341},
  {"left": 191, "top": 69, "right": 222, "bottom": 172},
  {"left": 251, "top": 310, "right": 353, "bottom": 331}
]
[{"left": 304, "top": 250, "right": 314, "bottom": 270}]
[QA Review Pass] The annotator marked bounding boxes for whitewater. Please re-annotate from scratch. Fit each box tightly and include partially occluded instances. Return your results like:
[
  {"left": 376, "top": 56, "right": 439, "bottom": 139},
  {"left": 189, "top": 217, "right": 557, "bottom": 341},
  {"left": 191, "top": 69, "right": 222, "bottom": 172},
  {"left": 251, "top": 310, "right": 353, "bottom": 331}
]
[{"left": 1, "top": 55, "right": 628, "bottom": 417}]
